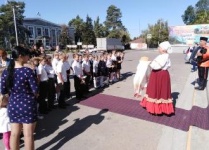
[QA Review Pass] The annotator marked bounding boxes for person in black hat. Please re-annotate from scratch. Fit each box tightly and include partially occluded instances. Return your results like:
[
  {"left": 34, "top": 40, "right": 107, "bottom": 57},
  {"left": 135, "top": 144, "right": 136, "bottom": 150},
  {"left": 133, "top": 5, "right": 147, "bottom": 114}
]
[{"left": 195, "top": 36, "right": 209, "bottom": 90}]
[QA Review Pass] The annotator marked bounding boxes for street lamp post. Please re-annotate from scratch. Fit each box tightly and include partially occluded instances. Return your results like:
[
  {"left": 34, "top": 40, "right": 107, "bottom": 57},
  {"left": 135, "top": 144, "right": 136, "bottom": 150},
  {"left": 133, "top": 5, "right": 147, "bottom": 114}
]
[
  {"left": 12, "top": 6, "right": 18, "bottom": 46},
  {"left": 158, "top": 20, "right": 161, "bottom": 45}
]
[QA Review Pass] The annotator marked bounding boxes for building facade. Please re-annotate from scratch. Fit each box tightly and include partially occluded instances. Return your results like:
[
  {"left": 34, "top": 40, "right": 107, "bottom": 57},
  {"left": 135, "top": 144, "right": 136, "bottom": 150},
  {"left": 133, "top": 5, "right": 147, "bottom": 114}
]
[
  {"left": 23, "top": 18, "right": 75, "bottom": 47},
  {"left": 130, "top": 38, "right": 147, "bottom": 49}
]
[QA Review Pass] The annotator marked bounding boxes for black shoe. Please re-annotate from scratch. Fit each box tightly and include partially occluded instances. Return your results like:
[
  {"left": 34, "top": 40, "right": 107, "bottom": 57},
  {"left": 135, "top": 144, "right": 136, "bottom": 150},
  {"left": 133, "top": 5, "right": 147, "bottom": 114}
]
[
  {"left": 47, "top": 108, "right": 52, "bottom": 112},
  {"left": 58, "top": 105, "right": 66, "bottom": 109},
  {"left": 64, "top": 103, "right": 70, "bottom": 106},
  {"left": 81, "top": 96, "right": 88, "bottom": 99},
  {"left": 66, "top": 95, "right": 72, "bottom": 99},
  {"left": 195, "top": 86, "right": 204, "bottom": 90},
  {"left": 51, "top": 105, "right": 57, "bottom": 109}
]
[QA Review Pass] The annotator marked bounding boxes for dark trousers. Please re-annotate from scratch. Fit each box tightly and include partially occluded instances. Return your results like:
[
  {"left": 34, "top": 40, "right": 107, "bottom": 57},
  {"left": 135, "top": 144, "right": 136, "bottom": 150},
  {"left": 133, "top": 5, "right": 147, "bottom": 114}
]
[
  {"left": 84, "top": 73, "right": 91, "bottom": 92},
  {"left": 74, "top": 76, "right": 84, "bottom": 99},
  {"left": 191, "top": 60, "right": 197, "bottom": 71},
  {"left": 198, "top": 66, "right": 209, "bottom": 88},
  {"left": 38, "top": 81, "right": 48, "bottom": 113},
  {"left": 58, "top": 82, "right": 68, "bottom": 106},
  {"left": 47, "top": 78, "right": 56, "bottom": 109},
  {"left": 66, "top": 75, "right": 71, "bottom": 98}
]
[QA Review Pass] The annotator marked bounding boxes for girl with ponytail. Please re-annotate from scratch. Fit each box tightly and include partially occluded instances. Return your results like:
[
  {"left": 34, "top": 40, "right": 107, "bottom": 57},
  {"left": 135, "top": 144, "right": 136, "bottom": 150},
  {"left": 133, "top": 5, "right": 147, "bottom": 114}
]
[{"left": 1, "top": 46, "right": 38, "bottom": 150}]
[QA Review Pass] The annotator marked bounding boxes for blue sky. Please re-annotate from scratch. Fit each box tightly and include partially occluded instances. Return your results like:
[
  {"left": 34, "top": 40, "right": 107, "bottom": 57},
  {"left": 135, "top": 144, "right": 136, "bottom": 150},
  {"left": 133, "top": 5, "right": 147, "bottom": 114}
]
[{"left": 2, "top": 0, "right": 199, "bottom": 39}]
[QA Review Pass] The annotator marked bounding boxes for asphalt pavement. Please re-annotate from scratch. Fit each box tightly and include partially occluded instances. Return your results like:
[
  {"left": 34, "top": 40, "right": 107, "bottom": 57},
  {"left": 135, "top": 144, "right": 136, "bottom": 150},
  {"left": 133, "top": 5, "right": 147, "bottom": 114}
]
[{"left": 1, "top": 49, "right": 208, "bottom": 150}]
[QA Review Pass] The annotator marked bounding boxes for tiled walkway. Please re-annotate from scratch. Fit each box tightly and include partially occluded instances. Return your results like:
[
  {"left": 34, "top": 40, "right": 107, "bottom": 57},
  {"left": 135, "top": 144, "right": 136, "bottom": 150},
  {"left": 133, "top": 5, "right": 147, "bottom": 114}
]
[{"left": 80, "top": 94, "right": 209, "bottom": 131}]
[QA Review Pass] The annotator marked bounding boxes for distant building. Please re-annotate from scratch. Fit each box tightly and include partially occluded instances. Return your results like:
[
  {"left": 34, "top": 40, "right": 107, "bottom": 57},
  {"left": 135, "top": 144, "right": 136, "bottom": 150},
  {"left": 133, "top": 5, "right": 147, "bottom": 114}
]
[
  {"left": 130, "top": 38, "right": 147, "bottom": 49},
  {"left": 23, "top": 18, "right": 75, "bottom": 47}
]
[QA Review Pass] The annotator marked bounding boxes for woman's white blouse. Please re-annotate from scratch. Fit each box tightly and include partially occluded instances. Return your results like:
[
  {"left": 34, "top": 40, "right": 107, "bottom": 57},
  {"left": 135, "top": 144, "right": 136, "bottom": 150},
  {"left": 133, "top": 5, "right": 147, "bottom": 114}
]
[{"left": 150, "top": 53, "right": 171, "bottom": 70}]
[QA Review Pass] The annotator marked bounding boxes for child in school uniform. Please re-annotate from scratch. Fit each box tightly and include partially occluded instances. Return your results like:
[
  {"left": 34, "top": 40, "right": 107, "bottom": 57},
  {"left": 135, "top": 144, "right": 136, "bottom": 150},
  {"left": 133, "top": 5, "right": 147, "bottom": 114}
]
[
  {"left": 106, "top": 53, "right": 114, "bottom": 84},
  {"left": 63, "top": 54, "right": 71, "bottom": 99},
  {"left": 56, "top": 53, "right": 70, "bottom": 108},
  {"left": 52, "top": 52, "right": 60, "bottom": 101},
  {"left": 98, "top": 54, "right": 108, "bottom": 88},
  {"left": 0, "top": 67, "right": 11, "bottom": 150},
  {"left": 37, "top": 57, "right": 49, "bottom": 114},
  {"left": 93, "top": 55, "right": 99, "bottom": 88},
  {"left": 45, "top": 55, "right": 56, "bottom": 110},
  {"left": 111, "top": 50, "right": 118, "bottom": 82},
  {"left": 82, "top": 54, "right": 91, "bottom": 93},
  {"left": 116, "top": 51, "right": 123, "bottom": 80}
]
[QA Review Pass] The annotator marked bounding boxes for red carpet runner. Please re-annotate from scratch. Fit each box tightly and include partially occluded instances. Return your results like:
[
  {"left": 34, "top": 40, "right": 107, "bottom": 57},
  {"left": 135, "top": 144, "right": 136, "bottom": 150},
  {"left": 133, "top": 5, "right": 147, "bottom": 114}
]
[{"left": 80, "top": 94, "right": 209, "bottom": 131}]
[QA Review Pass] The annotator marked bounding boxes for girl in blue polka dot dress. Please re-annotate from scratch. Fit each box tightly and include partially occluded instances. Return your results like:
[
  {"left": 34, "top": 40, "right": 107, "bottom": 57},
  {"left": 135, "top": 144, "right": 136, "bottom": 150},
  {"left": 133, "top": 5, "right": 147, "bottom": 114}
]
[{"left": 1, "top": 46, "right": 38, "bottom": 150}]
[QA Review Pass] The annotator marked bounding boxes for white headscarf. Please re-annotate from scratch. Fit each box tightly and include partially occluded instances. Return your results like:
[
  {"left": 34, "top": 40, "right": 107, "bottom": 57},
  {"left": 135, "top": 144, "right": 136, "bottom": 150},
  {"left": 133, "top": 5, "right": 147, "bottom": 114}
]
[{"left": 159, "top": 41, "right": 172, "bottom": 53}]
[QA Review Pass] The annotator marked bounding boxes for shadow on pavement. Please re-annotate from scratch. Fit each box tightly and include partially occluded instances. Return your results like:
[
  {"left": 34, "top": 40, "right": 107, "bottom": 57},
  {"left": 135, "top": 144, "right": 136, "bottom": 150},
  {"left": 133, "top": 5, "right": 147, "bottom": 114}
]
[
  {"left": 34, "top": 105, "right": 80, "bottom": 141},
  {"left": 67, "top": 86, "right": 105, "bottom": 106},
  {"left": 36, "top": 109, "right": 109, "bottom": 150},
  {"left": 171, "top": 92, "right": 180, "bottom": 107},
  {"left": 120, "top": 71, "right": 134, "bottom": 81}
]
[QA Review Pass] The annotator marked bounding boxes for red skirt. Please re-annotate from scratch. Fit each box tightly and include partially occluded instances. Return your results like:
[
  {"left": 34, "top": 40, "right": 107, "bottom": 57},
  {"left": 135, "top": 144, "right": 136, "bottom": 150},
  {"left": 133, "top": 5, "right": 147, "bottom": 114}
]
[{"left": 140, "top": 70, "right": 174, "bottom": 115}]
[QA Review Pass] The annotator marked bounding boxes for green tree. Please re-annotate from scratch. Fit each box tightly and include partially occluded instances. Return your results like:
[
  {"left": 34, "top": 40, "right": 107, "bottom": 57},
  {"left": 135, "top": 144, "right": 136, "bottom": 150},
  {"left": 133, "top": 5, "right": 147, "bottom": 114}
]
[
  {"left": 107, "top": 29, "right": 121, "bottom": 38},
  {"left": 182, "top": 5, "right": 196, "bottom": 25},
  {"left": 82, "top": 15, "right": 96, "bottom": 45},
  {"left": 182, "top": 0, "right": 209, "bottom": 24},
  {"left": 94, "top": 16, "right": 106, "bottom": 38},
  {"left": 120, "top": 30, "right": 131, "bottom": 44},
  {"left": 140, "top": 19, "right": 169, "bottom": 48},
  {"left": 68, "top": 15, "right": 85, "bottom": 44},
  {"left": 195, "top": 0, "right": 209, "bottom": 11},
  {"left": 193, "top": 10, "right": 209, "bottom": 23},
  {"left": 59, "top": 24, "right": 72, "bottom": 47},
  {"left": 0, "top": 1, "right": 27, "bottom": 48},
  {"left": 104, "top": 5, "right": 130, "bottom": 42},
  {"left": 104, "top": 5, "right": 123, "bottom": 31}
]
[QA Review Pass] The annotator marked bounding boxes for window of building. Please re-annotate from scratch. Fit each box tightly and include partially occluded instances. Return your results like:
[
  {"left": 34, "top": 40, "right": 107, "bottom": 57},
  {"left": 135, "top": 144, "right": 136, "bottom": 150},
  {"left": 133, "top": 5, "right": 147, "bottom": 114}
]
[
  {"left": 45, "top": 40, "right": 50, "bottom": 46},
  {"left": 29, "top": 40, "right": 34, "bottom": 45},
  {"left": 28, "top": 27, "right": 34, "bottom": 38},
  {"left": 45, "top": 28, "right": 49, "bottom": 36},
  {"left": 57, "top": 30, "right": 61, "bottom": 37},
  {"left": 37, "top": 27, "right": 42, "bottom": 36},
  {"left": 51, "top": 29, "right": 55, "bottom": 36}
]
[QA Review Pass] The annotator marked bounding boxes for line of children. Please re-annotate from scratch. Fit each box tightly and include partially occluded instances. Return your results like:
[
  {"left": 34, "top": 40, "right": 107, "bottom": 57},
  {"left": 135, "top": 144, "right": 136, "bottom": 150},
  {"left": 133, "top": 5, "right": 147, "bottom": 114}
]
[
  {"left": 72, "top": 51, "right": 124, "bottom": 90},
  {"left": 23, "top": 52, "right": 72, "bottom": 117}
]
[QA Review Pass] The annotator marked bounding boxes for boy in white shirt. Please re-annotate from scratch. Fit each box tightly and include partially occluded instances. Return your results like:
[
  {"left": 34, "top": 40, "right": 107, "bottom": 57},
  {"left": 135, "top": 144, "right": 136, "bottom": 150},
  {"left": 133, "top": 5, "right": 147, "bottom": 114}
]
[
  {"left": 72, "top": 53, "right": 85, "bottom": 100},
  {"left": 64, "top": 54, "right": 71, "bottom": 99},
  {"left": 56, "top": 53, "right": 70, "bottom": 108},
  {"left": 37, "top": 57, "right": 48, "bottom": 114},
  {"left": 82, "top": 54, "right": 91, "bottom": 93},
  {"left": 52, "top": 52, "right": 59, "bottom": 100},
  {"left": 93, "top": 55, "right": 99, "bottom": 88},
  {"left": 45, "top": 55, "right": 56, "bottom": 110}
]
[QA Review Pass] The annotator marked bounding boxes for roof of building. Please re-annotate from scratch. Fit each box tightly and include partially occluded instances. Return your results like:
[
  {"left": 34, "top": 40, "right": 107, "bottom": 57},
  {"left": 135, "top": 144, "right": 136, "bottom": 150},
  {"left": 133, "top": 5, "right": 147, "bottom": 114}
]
[
  {"left": 23, "top": 18, "right": 61, "bottom": 27},
  {"left": 130, "top": 38, "right": 145, "bottom": 43}
]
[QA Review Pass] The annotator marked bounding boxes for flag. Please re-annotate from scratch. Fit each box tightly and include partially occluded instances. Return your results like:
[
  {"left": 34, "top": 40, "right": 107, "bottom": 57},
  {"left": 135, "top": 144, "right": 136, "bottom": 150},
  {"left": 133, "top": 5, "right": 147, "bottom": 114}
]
[{"left": 37, "top": 12, "right": 41, "bottom": 17}]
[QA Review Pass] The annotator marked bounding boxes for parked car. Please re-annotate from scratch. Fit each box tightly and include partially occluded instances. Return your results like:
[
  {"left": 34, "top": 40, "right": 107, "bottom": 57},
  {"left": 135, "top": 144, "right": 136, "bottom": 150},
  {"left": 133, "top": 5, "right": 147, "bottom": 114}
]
[{"left": 184, "top": 47, "right": 193, "bottom": 63}]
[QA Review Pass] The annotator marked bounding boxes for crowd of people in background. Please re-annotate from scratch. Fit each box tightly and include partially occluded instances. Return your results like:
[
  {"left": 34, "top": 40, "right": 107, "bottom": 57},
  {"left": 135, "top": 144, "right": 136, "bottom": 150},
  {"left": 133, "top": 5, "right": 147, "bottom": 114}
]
[{"left": 0, "top": 44, "right": 125, "bottom": 150}]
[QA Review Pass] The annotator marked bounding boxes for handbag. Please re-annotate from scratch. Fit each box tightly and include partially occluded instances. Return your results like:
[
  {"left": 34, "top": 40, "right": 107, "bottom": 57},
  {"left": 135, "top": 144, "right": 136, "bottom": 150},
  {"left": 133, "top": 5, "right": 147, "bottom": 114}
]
[{"left": 0, "top": 94, "right": 9, "bottom": 108}]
